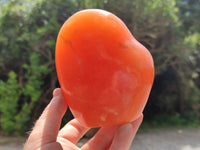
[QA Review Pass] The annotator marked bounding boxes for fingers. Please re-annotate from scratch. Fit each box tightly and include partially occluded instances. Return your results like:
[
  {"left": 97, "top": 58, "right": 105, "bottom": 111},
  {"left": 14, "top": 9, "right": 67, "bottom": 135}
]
[
  {"left": 109, "top": 114, "right": 143, "bottom": 150},
  {"left": 58, "top": 118, "right": 89, "bottom": 144},
  {"left": 82, "top": 114, "right": 143, "bottom": 150},
  {"left": 81, "top": 126, "right": 118, "bottom": 150},
  {"left": 24, "top": 88, "right": 68, "bottom": 149}
]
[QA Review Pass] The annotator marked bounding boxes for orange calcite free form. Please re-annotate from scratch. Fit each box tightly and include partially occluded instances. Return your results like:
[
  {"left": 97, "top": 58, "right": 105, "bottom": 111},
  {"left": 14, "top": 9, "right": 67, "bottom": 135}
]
[{"left": 55, "top": 9, "right": 154, "bottom": 127}]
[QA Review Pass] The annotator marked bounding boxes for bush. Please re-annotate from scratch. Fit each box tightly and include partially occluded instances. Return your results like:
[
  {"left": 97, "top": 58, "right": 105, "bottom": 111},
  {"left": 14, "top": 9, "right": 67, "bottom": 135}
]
[
  {"left": 0, "top": 71, "right": 21, "bottom": 135},
  {"left": 0, "top": 53, "right": 48, "bottom": 135}
]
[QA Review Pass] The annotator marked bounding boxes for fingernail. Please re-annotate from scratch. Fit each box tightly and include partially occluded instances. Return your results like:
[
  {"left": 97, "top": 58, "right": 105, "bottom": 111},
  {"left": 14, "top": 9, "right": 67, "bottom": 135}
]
[
  {"left": 53, "top": 88, "right": 60, "bottom": 97},
  {"left": 118, "top": 123, "right": 132, "bottom": 132},
  {"left": 131, "top": 114, "right": 143, "bottom": 127}
]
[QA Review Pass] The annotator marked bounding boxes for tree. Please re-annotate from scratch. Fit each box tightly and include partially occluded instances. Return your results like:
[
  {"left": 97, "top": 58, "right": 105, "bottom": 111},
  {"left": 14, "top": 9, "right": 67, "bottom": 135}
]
[
  {"left": 0, "top": 0, "right": 78, "bottom": 135},
  {"left": 0, "top": 0, "right": 200, "bottom": 135}
]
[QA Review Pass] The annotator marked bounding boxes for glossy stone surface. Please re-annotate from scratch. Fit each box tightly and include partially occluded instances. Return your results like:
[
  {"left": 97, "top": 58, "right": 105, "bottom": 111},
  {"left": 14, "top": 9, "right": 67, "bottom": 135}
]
[{"left": 55, "top": 9, "right": 154, "bottom": 127}]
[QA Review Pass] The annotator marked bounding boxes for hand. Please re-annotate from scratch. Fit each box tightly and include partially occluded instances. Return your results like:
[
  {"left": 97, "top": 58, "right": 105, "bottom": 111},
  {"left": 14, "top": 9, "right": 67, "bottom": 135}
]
[{"left": 24, "top": 88, "right": 143, "bottom": 150}]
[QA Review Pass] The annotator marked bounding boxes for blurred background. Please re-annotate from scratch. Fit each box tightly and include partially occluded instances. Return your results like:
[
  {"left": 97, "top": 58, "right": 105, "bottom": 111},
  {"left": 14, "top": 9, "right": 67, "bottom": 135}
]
[{"left": 0, "top": 0, "right": 199, "bottom": 139}]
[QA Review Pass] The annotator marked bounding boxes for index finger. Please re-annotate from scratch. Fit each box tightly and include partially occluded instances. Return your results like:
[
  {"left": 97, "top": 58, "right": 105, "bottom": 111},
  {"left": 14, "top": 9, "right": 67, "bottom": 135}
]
[{"left": 58, "top": 118, "right": 89, "bottom": 144}]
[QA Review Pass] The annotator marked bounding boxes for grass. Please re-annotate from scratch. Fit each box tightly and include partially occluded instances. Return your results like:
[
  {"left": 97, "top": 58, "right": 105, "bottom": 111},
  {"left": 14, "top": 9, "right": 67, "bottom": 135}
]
[{"left": 139, "top": 113, "right": 200, "bottom": 133}]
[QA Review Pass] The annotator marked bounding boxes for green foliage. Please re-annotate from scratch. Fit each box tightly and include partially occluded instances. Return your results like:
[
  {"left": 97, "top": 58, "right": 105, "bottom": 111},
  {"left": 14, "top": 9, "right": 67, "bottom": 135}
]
[
  {"left": 184, "top": 33, "right": 200, "bottom": 46},
  {"left": 14, "top": 53, "right": 49, "bottom": 134},
  {"left": 23, "top": 53, "right": 49, "bottom": 102},
  {"left": 0, "top": 0, "right": 200, "bottom": 135},
  {"left": 149, "top": 113, "right": 200, "bottom": 128},
  {"left": 0, "top": 0, "right": 78, "bottom": 135},
  {"left": 177, "top": 0, "right": 200, "bottom": 33},
  {"left": 76, "top": 0, "right": 105, "bottom": 9},
  {"left": 0, "top": 53, "right": 49, "bottom": 135},
  {"left": 0, "top": 71, "right": 21, "bottom": 135},
  {"left": 14, "top": 103, "right": 32, "bottom": 135}
]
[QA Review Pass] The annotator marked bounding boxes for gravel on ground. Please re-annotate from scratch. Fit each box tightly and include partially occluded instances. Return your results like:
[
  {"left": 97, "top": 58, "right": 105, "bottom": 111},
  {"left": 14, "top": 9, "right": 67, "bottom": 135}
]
[
  {"left": 0, "top": 127, "right": 200, "bottom": 150},
  {"left": 131, "top": 127, "right": 200, "bottom": 150}
]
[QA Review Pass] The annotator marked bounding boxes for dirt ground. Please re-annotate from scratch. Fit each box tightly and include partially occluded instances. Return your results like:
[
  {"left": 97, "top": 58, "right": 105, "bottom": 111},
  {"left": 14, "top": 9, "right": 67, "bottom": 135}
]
[
  {"left": 131, "top": 127, "right": 200, "bottom": 150},
  {"left": 0, "top": 127, "right": 200, "bottom": 150}
]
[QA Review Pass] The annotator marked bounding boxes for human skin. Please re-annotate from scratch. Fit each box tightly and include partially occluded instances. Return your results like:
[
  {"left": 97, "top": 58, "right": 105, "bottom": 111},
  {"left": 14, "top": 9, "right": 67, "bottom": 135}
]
[{"left": 24, "top": 88, "right": 143, "bottom": 150}]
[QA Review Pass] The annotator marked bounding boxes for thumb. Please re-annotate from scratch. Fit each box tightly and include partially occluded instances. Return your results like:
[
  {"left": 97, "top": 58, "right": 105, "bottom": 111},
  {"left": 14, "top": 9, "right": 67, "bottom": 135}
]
[
  {"left": 109, "top": 114, "right": 143, "bottom": 150},
  {"left": 24, "top": 88, "right": 68, "bottom": 149}
]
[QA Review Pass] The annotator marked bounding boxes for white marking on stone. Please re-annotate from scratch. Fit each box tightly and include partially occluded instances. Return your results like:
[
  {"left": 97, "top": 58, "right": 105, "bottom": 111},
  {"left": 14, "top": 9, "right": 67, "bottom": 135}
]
[{"left": 100, "top": 115, "right": 106, "bottom": 121}]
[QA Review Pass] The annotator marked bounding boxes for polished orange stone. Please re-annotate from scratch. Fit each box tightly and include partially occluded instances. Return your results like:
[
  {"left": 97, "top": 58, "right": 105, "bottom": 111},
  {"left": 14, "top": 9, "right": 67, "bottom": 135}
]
[{"left": 55, "top": 9, "right": 154, "bottom": 127}]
